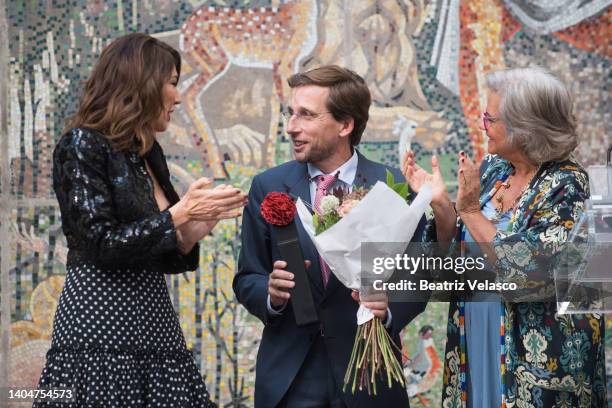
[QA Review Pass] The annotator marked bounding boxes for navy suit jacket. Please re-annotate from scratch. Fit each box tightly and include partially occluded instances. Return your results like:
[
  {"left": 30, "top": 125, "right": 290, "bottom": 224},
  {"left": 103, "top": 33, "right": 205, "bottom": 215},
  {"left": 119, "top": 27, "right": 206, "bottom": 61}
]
[{"left": 233, "top": 151, "right": 427, "bottom": 407}]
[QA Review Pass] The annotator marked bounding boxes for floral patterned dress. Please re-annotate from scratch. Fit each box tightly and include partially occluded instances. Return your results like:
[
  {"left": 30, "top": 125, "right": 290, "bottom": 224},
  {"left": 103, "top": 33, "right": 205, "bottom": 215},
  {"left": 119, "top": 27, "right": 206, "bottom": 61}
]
[{"left": 426, "top": 154, "right": 607, "bottom": 408}]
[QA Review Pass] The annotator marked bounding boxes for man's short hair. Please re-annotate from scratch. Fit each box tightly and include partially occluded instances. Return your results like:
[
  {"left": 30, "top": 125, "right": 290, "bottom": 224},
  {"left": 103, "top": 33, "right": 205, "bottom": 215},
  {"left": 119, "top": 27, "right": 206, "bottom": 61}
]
[{"left": 288, "top": 65, "right": 371, "bottom": 146}]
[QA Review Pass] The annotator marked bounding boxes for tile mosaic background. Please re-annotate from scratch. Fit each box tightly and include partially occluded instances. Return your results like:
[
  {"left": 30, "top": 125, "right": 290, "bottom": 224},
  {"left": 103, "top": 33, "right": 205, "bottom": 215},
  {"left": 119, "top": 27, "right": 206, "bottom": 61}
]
[{"left": 0, "top": 1, "right": 610, "bottom": 406}]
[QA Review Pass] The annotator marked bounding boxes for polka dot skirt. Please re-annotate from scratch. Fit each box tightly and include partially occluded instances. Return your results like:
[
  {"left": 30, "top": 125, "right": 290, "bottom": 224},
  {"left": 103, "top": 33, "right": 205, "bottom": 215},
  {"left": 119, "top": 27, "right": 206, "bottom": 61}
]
[{"left": 35, "top": 261, "right": 216, "bottom": 407}]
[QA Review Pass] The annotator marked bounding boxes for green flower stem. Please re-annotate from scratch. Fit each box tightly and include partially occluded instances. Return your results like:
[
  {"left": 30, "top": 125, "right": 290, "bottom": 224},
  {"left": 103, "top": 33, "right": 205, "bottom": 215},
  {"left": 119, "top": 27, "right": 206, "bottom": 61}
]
[{"left": 342, "top": 317, "right": 405, "bottom": 396}]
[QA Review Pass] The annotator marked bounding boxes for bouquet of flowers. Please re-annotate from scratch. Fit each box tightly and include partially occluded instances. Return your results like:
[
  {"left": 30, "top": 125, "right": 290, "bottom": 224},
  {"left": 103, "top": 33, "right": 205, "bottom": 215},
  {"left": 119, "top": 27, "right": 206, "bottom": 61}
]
[{"left": 296, "top": 171, "right": 431, "bottom": 395}]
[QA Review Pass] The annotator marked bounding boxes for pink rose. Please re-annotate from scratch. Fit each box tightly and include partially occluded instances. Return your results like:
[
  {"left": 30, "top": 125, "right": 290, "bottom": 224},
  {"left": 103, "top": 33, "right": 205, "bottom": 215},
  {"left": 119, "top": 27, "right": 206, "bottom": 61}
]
[{"left": 338, "top": 199, "right": 360, "bottom": 218}]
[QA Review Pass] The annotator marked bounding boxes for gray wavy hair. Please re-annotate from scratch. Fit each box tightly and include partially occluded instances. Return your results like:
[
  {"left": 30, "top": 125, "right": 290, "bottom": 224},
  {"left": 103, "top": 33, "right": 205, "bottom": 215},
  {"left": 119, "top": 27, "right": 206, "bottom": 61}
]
[{"left": 485, "top": 67, "right": 578, "bottom": 164}]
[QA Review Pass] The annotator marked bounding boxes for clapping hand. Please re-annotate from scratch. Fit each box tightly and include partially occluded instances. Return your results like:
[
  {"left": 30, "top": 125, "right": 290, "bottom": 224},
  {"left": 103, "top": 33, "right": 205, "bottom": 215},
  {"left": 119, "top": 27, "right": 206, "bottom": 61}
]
[
  {"left": 402, "top": 149, "right": 448, "bottom": 206},
  {"left": 402, "top": 149, "right": 458, "bottom": 242},
  {"left": 179, "top": 177, "right": 248, "bottom": 222},
  {"left": 172, "top": 179, "right": 247, "bottom": 253},
  {"left": 456, "top": 151, "right": 480, "bottom": 215}
]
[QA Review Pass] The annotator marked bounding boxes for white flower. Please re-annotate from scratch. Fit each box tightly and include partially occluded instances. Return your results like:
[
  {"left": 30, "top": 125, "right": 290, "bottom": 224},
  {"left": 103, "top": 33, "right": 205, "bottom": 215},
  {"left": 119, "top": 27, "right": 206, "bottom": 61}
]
[{"left": 320, "top": 195, "right": 340, "bottom": 215}]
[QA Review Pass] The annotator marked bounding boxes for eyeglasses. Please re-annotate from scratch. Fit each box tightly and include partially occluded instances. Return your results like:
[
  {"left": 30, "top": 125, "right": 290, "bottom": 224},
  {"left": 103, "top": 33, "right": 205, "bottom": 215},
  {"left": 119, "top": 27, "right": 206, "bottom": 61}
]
[
  {"left": 281, "top": 108, "right": 331, "bottom": 123},
  {"left": 481, "top": 111, "right": 501, "bottom": 132}
]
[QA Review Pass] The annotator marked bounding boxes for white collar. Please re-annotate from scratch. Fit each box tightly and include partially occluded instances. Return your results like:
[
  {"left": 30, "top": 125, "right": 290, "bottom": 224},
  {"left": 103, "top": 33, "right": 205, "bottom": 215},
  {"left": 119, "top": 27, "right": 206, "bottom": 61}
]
[{"left": 307, "top": 149, "right": 358, "bottom": 186}]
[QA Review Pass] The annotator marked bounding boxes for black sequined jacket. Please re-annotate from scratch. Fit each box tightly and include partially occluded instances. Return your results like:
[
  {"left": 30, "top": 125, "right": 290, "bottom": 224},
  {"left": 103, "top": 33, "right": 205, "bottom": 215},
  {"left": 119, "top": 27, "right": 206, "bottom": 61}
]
[{"left": 53, "top": 127, "right": 198, "bottom": 273}]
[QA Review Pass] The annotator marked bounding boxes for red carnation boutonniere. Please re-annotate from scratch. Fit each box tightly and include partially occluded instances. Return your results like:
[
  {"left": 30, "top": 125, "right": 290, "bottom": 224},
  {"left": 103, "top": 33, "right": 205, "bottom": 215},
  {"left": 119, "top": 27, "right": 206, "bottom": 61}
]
[
  {"left": 260, "top": 192, "right": 297, "bottom": 226},
  {"left": 260, "top": 191, "right": 317, "bottom": 326}
]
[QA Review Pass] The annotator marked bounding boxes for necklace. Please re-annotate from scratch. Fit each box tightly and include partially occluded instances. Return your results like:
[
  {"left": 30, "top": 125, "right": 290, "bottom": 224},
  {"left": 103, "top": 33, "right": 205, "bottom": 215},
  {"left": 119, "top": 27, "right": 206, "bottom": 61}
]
[{"left": 494, "top": 168, "right": 538, "bottom": 215}]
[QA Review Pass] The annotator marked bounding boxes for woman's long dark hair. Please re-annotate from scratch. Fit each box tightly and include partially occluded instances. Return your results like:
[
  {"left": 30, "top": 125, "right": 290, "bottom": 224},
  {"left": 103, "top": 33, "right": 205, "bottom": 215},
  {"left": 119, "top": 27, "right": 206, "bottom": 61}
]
[{"left": 65, "top": 33, "right": 181, "bottom": 156}]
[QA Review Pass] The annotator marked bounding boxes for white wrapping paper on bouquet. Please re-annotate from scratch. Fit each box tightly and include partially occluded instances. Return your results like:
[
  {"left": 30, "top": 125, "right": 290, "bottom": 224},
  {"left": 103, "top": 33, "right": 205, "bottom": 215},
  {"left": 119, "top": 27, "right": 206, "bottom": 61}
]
[{"left": 296, "top": 181, "right": 432, "bottom": 325}]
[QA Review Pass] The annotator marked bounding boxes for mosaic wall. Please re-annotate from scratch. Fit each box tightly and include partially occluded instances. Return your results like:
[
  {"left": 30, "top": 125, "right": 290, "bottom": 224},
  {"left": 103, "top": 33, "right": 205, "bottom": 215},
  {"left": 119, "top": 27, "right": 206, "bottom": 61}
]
[{"left": 0, "top": 1, "right": 610, "bottom": 407}]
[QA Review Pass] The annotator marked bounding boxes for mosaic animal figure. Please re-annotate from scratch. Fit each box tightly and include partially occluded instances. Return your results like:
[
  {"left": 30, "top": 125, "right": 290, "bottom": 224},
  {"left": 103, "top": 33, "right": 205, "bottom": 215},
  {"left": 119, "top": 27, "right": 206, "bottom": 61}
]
[
  {"left": 403, "top": 325, "right": 441, "bottom": 407},
  {"left": 179, "top": 1, "right": 318, "bottom": 178}
]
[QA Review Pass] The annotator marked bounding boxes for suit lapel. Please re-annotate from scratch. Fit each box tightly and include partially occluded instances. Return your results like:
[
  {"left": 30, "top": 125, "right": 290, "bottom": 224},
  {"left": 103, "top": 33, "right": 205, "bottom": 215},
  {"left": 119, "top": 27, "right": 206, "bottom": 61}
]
[
  {"left": 353, "top": 151, "right": 380, "bottom": 190},
  {"left": 282, "top": 162, "right": 325, "bottom": 298}
]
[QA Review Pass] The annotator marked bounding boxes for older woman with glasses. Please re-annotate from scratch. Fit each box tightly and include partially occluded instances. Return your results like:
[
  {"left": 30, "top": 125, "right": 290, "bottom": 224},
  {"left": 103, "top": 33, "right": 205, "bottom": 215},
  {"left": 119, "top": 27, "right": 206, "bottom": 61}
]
[{"left": 403, "top": 67, "right": 606, "bottom": 407}]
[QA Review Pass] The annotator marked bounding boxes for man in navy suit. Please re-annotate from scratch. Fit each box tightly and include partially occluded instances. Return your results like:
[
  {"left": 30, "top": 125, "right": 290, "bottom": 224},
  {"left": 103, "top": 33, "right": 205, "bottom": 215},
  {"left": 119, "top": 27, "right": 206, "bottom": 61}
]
[{"left": 233, "top": 65, "right": 428, "bottom": 407}]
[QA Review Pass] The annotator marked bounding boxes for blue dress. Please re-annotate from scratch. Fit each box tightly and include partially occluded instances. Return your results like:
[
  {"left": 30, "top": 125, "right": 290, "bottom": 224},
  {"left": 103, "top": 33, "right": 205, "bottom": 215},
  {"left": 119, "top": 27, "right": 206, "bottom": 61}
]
[{"left": 463, "top": 200, "right": 510, "bottom": 408}]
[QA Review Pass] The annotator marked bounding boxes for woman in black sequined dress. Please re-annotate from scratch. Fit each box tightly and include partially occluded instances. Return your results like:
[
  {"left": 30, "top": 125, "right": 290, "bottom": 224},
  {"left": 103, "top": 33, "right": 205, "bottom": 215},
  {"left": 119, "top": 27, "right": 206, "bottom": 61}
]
[{"left": 35, "top": 33, "right": 247, "bottom": 407}]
